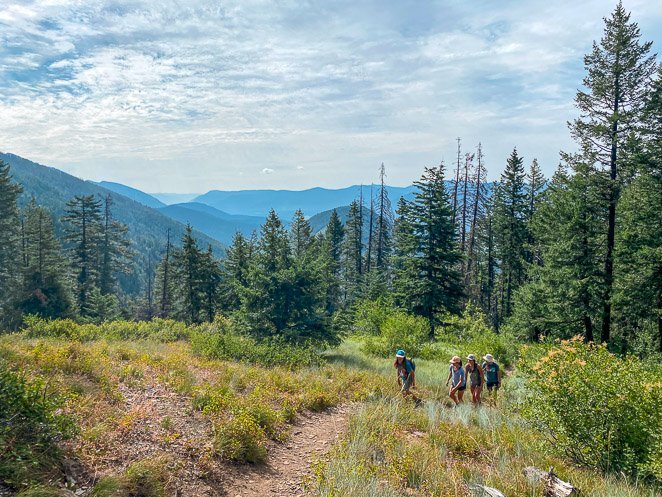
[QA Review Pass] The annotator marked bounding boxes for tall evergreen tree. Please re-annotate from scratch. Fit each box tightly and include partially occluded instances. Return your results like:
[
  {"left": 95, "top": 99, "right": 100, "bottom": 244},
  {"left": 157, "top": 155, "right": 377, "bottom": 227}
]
[
  {"left": 466, "top": 144, "right": 488, "bottom": 291},
  {"left": 374, "top": 163, "right": 393, "bottom": 271},
  {"left": 569, "top": 1, "right": 657, "bottom": 343},
  {"left": 290, "top": 209, "right": 312, "bottom": 259},
  {"left": 172, "top": 225, "right": 204, "bottom": 323},
  {"left": 0, "top": 161, "right": 22, "bottom": 323},
  {"left": 493, "top": 148, "right": 529, "bottom": 319},
  {"left": 99, "top": 194, "right": 133, "bottom": 296},
  {"left": 62, "top": 195, "right": 103, "bottom": 315},
  {"left": 341, "top": 200, "right": 364, "bottom": 303},
  {"left": 200, "top": 245, "right": 221, "bottom": 322},
  {"left": 219, "top": 231, "right": 252, "bottom": 312},
  {"left": 242, "top": 210, "right": 292, "bottom": 335},
  {"left": 156, "top": 229, "right": 173, "bottom": 318},
  {"left": 17, "top": 200, "right": 73, "bottom": 318},
  {"left": 322, "top": 209, "right": 345, "bottom": 314},
  {"left": 511, "top": 160, "right": 605, "bottom": 342},
  {"left": 393, "top": 164, "right": 463, "bottom": 337},
  {"left": 526, "top": 158, "right": 547, "bottom": 265}
]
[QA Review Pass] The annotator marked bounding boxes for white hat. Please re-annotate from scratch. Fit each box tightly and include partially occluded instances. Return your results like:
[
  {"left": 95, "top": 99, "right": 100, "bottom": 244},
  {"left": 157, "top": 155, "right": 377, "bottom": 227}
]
[
  {"left": 483, "top": 354, "right": 494, "bottom": 363},
  {"left": 467, "top": 354, "right": 476, "bottom": 361}
]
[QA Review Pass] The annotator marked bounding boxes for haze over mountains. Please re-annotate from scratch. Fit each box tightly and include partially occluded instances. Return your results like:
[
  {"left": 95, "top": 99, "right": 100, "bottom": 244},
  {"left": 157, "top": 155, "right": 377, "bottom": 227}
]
[{"left": 3, "top": 151, "right": 419, "bottom": 250}]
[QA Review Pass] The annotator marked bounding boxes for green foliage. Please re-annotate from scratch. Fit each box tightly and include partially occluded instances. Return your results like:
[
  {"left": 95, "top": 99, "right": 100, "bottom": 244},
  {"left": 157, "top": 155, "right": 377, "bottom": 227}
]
[
  {"left": 22, "top": 315, "right": 190, "bottom": 342},
  {"left": 190, "top": 316, "right": 320, "bottom": 368},
  {"left": 392, "top": 164, "right": 464, "bottom": 336},
  {"left": 0, "top": 160, "right": 23, "bottom": 327},
  {"left": 213, "top": 411, "right": 268, "bottom": 463},
  {"left": 0, "top": 362, "right": 72, "bottom": 488},
  {"left": 521, "top": 339, "right": 661, "bottom": 479},
  {"left": 91, "top": 457, "right": 171, "bottom": 497},
  {"left": 362, "top": 311, "right": 429, "bottom": 359},
  {"left": 352, "top": 297, "right": 398, "bottom": 336}
]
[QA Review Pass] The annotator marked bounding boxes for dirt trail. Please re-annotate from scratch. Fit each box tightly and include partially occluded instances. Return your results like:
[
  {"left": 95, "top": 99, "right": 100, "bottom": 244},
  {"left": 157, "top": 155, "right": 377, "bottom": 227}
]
[{"left": 219, "top": 406, "right": 350, "bottom": 497}]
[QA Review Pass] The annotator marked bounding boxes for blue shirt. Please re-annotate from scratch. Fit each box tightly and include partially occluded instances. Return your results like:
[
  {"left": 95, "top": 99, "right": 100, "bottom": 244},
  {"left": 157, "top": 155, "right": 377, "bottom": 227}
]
[
  {"left": 396, "top": 359, "right": 415, "bottom": 379},
  {"left": 450, "top": 365, "right": 466, "bottom": 387}
]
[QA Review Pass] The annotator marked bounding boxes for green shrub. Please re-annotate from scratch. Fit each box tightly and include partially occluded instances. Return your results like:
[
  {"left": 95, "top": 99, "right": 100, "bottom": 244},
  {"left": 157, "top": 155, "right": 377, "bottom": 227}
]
[
  {"left": 191, "top": 317, "right": 320, "bottom": 368},
  {"left": 213, "top": 411, "right": 267, "bottom": 463},
  {"left": 0, "top": 362, "right": 72, "bottom": 488},
  {"left": 353, "top": 297, "right": 398, "bottom": 335},
  {"left": 362, "top": 311, "right": 429, "bottom": 358},
  {"left": 91, "top": 457, "right": 171, "bottom": 497},
  {"left": 22, "top": 316, "right": 190, "bottom": 342},
  {"left": 521, "top": 339, "right": 662, "bottom": 479}
]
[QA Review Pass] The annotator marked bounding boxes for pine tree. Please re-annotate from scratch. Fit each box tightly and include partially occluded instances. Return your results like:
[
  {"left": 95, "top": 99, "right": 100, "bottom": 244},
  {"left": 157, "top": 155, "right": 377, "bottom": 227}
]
[
  {"left": 493, "top": 148, "right": 529, "bottom": 319},
  {"left": 200, "top": 245, "right": 221, "bottom": 322},
  {"left": 452, "top": 137, "right": 461, "bottom": 225},
  {"left": 62, "top": 195, "right": 103, "bottom": 315},
  {"left": 374, "top": 163, "right": 393, "bottom": 270},
  {"left": 341, "top": 200, "right": 364, "bottom": 303},
  {"left": 242, "top": 210, "right": 292, "bottom": 335},
  {"left": 290, "top": 209, "right": 312, "bottom": 259},
  {"left": 511, "top": 160, "right": 605, "bottom": 342},
  {"left": 17, "top": 200, "right": 73, "bottom": 318},
  {"left": 322, "top": 209, "right": 344, "bottom": 314},
  {"left": 569, "top": 1, "right": 657, "bottom": 343},
  {"left": 393, "top": 164, "right": 463, "bottom": 337},
  {"left": 613, "top": 67, "right": 662, "bottom": 352},
  {"left": 156, "top": 229, "right": 173, "bottom": 318},
  {"left": 526, "top": 158, "right": 547, "bottom": 265},
  {"left": 0, "top": 161, "right": 22, "bottom": 322},
  {"left": 219, "top": 231, "right": 252, "bottom": 312},
  {"left": 466, "top": 144, "right": 488, "bottom": 292},
  {"left": 172, "top": 224, "right": 204, "bottom": 323},
  {"left": 99, "top": 194, "right": 133, "bottom": 296}
]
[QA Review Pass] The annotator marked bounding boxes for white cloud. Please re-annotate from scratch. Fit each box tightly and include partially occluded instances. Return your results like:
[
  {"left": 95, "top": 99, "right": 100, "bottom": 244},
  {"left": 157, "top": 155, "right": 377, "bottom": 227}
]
[{"left": 0, "top": 0, "right": 660, "bottom": 191}]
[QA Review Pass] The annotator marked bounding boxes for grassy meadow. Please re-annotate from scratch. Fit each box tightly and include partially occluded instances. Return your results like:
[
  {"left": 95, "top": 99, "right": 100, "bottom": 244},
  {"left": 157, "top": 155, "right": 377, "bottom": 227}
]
[{"left": 0, "top": 318, "right": 660, "bottom": 497}]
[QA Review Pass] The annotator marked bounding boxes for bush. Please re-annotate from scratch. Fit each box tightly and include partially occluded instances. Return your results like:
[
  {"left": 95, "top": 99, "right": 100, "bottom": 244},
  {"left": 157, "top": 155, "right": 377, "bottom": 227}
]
[
  {"left": 361, "top": 311, "right": 429, "bottom": 358},
  {"left": 0, "top": 362, "right": 72, "bottom": 488},
  {"left": 521, "top": 339, "right": 662, "bottom": 479},
  {"left": 213, "top": 411, "right": 268, "bottom": 463},
  {"left": 91, "top": 457, "right": 171, "bottom": 497},
  {"left": 353, "top": 297, "right": 398, "bottom": 336},
  {"left": 22, "top": 316, "right": 190, "bottom": 342},
  {"left": 191, "top": 317, "right": 320, "bottom": 368}
]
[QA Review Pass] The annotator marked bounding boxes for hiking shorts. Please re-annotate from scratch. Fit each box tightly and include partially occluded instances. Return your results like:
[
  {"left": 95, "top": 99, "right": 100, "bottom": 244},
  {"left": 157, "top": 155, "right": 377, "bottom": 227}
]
[
  {"left": 486, "top": 382, "right": 500, "bottom": 391},
  {"left": 401, "top": 376, "right": 412, "bottom": 392}
]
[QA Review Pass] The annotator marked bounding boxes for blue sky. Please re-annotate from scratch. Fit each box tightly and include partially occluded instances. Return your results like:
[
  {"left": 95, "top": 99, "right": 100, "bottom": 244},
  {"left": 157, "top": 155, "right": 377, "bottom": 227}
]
[{"left": 0, "top": 0, "right": 660, "bottom": 192}]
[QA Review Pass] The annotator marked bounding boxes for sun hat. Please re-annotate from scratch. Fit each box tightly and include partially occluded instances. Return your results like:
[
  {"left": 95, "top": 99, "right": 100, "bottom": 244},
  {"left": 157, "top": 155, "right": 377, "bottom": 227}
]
[
  {"left": 467, "top": 354, "right": 476, "bottom": 361},
  {"left": 450, "top": 355, "right": 461, "bottom": 364},
  {"left": 395, "top": 349, "right": 406, "bottom": 358},
  {"left": 483, "top": 354, "right": 494, "bottom": 363}
]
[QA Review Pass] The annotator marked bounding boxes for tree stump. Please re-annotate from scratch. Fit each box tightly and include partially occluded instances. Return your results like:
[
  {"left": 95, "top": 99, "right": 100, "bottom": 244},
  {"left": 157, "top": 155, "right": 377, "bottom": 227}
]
[
  {"left": 523, "top": 466, "right": 579, "bottom": 496},
  {"left": 468, "top": 483, "right": 506, "bottom": 497}
]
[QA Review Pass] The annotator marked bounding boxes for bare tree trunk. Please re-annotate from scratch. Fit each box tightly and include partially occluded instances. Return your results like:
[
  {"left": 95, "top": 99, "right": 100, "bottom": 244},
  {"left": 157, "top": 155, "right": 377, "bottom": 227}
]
[
  {"left": 366, "top": 185, "right": 374, "bottom": 272},
  {"left": 452, "top": 137, "right": 461, "bottom": 225}
]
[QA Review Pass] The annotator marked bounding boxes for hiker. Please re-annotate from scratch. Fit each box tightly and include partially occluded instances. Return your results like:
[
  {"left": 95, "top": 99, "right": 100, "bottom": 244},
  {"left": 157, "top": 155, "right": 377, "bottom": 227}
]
[
  {"left": 482, "top": 354, "right": 502, "bottom": 399},
  {"left": 465, "top": 354, "right": 485, "bottom": 406},
  {"left": 394, "top": 349, "right": 416, "bottom": 397},
  {"left": 446, "top": 356, "right": 466, "bottom": 405}
]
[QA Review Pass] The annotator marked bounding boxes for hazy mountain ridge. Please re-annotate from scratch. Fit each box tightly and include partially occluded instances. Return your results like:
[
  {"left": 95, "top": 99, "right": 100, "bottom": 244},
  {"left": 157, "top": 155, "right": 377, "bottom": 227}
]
[{"left": 1, "top": 152, "right": 224, "bottom": 294}]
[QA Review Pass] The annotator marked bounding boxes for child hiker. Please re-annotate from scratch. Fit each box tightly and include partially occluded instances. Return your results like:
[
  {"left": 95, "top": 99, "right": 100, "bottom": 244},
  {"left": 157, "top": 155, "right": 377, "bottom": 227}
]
[
  {"left": 446, "top": 356, "right": 466, "bottom": 405},
  {"left": 465, "top": 354, "right": 485, "bottom": 406}
]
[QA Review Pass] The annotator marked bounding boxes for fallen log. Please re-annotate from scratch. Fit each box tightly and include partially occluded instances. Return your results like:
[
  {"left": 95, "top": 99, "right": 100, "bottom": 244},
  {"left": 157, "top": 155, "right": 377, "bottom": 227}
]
[
  {"left": 468, "top": 483, "right": 506, "bottom": 497},
  {"left": 523, "top": 466, "right": 579, "bottom": 496}
]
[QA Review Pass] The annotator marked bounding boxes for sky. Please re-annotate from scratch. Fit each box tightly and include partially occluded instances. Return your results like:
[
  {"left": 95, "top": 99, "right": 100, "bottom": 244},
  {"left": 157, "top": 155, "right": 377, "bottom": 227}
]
[{"left": 0, "top": 0, "right": 660, "bottom": 193}]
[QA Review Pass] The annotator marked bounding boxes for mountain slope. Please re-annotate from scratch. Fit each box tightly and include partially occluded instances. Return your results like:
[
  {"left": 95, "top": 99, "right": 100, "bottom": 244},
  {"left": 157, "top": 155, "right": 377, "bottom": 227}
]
[
  {"left": 158, "top": 203, "right": 264, "bottom": 245},
  {"left": 2, "top": 152, "right": 224, "bottom": 294},
  {"left": 96, "top": 181, "right": 166, "bottom": 209},
  {"left": 193, "top": 185, "right": 417, "bottom": 219}
]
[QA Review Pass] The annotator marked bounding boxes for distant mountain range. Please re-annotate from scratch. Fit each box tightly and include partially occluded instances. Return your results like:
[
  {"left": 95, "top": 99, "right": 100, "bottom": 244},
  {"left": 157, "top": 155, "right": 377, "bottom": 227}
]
[
  {"left": 1, "top": 152, "right": 225, "bottom": 294},
  {"left": 193, "top": 185, "right": 417, "bottom": 219}
]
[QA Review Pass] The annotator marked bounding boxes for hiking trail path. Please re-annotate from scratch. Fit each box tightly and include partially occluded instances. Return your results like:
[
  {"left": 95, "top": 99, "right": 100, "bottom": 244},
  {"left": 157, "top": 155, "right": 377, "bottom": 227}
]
[{"left": 218, "top": 406, "right": 350, "bottom": 497}]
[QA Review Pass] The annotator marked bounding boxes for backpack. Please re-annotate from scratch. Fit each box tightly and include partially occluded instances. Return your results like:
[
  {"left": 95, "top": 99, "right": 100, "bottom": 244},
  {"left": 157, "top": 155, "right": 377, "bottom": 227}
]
[{"left": 407, "top": 359, "right": 416, "bottom": 373}]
